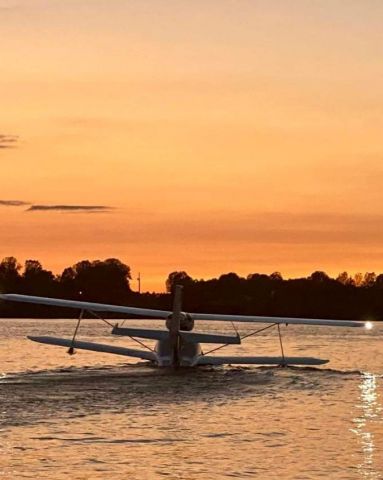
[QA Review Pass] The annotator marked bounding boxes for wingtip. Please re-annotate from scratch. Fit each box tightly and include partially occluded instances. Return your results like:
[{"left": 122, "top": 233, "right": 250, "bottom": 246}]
[{"left": 27, "top": 336, "right": 44, "bottom": 343}]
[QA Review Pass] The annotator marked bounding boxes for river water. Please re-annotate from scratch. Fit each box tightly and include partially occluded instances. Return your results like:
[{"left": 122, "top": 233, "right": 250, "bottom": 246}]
[{"left": 1, "top": 319, "right": 382, "bottom": 479}]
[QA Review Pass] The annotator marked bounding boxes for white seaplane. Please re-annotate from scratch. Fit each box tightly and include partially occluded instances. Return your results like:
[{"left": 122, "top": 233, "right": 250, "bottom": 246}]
[{"left": 0, "top": 286, "right": 373, "bottom": 368}]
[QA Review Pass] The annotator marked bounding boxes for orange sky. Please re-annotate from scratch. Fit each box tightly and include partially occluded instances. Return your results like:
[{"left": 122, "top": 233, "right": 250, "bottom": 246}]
[{"left": 1, "top": 0, "right": 383, "bottom": 291}]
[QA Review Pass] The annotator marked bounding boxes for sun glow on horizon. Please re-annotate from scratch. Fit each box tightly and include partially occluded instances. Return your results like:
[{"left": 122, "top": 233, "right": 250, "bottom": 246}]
[{"left": 1, "top": 1, "right": 383, "bottom": 291}]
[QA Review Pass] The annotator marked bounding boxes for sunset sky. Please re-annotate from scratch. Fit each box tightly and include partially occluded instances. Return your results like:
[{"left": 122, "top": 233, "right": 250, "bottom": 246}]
[{"left": 1, "top": 0, "right": 383, "bottom": 291}]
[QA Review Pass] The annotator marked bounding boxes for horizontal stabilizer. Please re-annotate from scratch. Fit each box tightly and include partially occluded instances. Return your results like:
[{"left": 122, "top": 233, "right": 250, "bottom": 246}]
[
  {"left": 27, "top": 336, "right": 156, "bottom": 361},
  {"left": 180, "top": 331, "right": 241, "bottom": 344},
  {"left": 112, "top": 326, "right": 240, "bottom": 344},
  {"left": 112, "top": 326, "right": 169, "bottom": 341},
  {"left": 197, "top": 356, "right": 329, "bottom": 366}
]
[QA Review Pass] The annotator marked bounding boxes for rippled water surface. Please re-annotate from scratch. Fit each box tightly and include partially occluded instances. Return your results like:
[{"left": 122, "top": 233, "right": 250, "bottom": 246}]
[{"left": 1, "top": 319, "right": 383, "bottom": 479}]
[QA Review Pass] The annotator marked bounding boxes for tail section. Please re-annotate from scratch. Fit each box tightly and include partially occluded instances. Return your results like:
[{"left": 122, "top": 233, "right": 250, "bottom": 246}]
[{"left": 168, "top": 285, "right": 183, "bottom": 368}]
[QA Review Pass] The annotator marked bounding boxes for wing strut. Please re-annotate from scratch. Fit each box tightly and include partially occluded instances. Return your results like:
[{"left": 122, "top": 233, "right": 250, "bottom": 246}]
[
  {"left": 67, "top": 309, "right": 84, "bottom": 355},
  {"left": 202, "top": 322, "right": 277, "bottom": 356},
  {"left": 201, "top": 322, "right": 291, "bottom": 366},
  {"left": 84, "top": 309, "right": 155, "bottom": 354},
  {"left": 277, "top": 323, "right": 286, "bottom": 365},
  {"left": 64, "top": 306, "right": 155, "bottom": 357}
]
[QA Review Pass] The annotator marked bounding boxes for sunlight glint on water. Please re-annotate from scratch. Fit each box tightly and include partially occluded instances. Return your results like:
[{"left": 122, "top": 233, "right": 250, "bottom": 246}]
[{"left": 352, "top": 372, "right": 382, "bottom": 479}]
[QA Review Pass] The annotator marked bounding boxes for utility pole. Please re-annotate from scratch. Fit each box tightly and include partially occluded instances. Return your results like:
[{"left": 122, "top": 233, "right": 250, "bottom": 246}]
[{"left": 137, "top": 272, "right": 141, "bottom": 294}]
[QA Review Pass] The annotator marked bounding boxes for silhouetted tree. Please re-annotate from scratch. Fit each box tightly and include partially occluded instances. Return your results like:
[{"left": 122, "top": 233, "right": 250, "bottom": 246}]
[
  {"left": 0, "top": 256, "right": 21, "bottom": 292},
  {"left": 363, "top": 272, "right": 376, "bottom": 287},
  {"left": 166, "top": 271, "right": 194, "bottom": 293},
  {"left": 336, "top": 271, "right": 354, "bottom": 285},
  {"left": 22, "top": 260, "right": 56, "bottom": 295},
  {"left": 309, "top": 271, "right": 330, "bottom": 282},
  {"left": 270, "top": 271, "right": 283, "bottom": 281},
  {"left": 375, "top": 274, "right": 383, "bottom": 288},
  {"left": 58, "top": 258, "right": 131, "bottom": 303},
  {"left": 353, "top": 272, "right": 364, "bottom": 287}
]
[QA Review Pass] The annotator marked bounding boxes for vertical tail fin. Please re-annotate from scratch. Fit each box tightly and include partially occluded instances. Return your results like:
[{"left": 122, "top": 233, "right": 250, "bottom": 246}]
[{"left": 168, "top": 285, "right": 183, "bottom": 368}]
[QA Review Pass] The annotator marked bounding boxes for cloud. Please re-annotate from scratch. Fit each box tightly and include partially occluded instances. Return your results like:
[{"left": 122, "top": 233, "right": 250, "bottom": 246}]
[
  {"left": 27, "top": 204, "right": 113, "bottom": 212},
  {"left": 0, "top": 135, "right": 18, "bottom": 149},
  {"left": 0, "top": 200, "right": 29, "bottom": 206}
]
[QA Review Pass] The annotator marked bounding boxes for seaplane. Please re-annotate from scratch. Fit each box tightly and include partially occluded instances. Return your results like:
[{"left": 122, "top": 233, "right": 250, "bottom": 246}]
[{"left": 0, "top": 286, "right": 373, "bottom": 368}]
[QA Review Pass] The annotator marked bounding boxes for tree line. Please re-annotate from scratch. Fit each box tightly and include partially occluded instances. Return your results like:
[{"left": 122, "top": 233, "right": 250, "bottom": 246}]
[{"left": 1, "top": 256, "right": 383, "bottom": 320}]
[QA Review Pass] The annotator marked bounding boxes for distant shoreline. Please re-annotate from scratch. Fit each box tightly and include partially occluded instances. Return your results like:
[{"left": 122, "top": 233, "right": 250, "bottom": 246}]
[{"left": 1, "top": 257, "right": 383, "bottom": 320}]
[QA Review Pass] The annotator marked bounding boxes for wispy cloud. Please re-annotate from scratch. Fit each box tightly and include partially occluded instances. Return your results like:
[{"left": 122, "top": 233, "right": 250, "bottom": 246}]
[
  {"left": 27, "top": 204, "right": 113, "bottom": 213},
  {"left": 0, "top": 135, "right": 18, "bottom": 149},
  {"left": 0, "top": 200, "right": 113, "bottom": 212},
  {"left": 0, "top": 200, "right": 29, "bottom": 206}
]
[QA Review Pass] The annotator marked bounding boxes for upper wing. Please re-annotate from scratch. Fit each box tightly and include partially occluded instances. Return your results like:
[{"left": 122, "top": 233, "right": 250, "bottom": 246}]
[
  {"left": 0, "top": 293, "right": 369, "bottom": 328},
  {"left": 0, "top": 294, "right": 171, "bottom": 318},
  {"left": 190, "top": 313, "right": 367, "bottom": 328}
]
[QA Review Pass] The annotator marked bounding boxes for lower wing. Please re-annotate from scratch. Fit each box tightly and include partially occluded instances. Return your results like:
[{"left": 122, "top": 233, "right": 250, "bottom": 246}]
[
  {"left": 197, "top": 355, "right": 328, "bottom": 366},
  {"left": 28, "top": 336, "right": 156, "bottom": 361}
]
